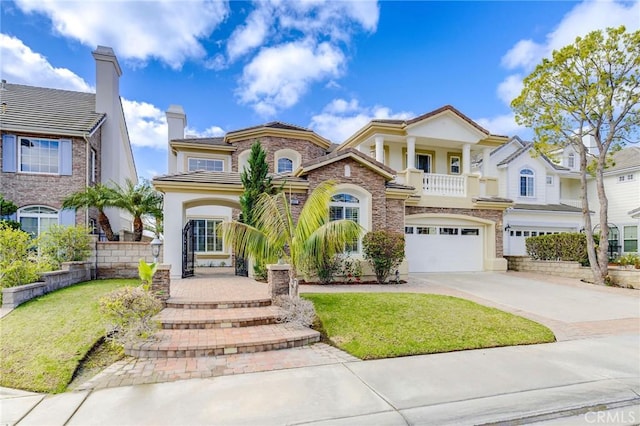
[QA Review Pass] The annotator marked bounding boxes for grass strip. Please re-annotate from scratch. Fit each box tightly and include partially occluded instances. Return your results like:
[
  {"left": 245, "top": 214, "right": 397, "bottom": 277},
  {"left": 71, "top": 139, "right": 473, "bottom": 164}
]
[
  {"left": 304, "top": 292, "right": 555, "bottom": 359},
  {"left": 0, "top": 279, "right": 136, "bottom": 393}
]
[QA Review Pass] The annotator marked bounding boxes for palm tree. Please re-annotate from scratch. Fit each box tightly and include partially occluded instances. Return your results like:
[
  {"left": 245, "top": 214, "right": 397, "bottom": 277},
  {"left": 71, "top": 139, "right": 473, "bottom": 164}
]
[
  {"left": 110, "top": 179, "right": 163, "bottom": 241},
  {"left": 224, "top": 181, "right": 362, "bottom": 296},
  {"left": 62, "top": 184, "right": 118, "bottom": 241}
]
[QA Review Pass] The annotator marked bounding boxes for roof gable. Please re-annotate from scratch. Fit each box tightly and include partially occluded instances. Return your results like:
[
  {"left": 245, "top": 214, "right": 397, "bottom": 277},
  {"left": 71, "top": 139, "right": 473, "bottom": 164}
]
[
  {"left": 224, "top": 121, "right": 332, "bottom": 148},
  {"left": 295, "top": 148, "right": 395, "bottom": 180}
]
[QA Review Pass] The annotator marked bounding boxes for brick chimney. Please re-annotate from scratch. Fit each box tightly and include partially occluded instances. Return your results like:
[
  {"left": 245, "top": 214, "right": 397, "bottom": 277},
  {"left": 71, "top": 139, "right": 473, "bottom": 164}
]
[{"left": 166, "top": 105, "right": 186, "bottom": 174}]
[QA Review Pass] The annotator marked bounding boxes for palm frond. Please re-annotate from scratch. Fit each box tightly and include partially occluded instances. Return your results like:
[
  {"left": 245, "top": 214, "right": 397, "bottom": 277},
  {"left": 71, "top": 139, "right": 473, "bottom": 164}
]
[{"left": 221, "top": 221, "right": 278, "bottom": 263}]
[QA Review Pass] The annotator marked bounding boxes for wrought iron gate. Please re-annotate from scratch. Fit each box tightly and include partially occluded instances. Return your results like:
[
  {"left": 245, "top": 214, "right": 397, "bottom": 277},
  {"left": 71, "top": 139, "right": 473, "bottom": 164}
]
[
  {"left": 182, "top": 220, "right": 195, "bottom": 278},
  {"left": 235, "top": 255, "right": 248, "bottom": 277}
]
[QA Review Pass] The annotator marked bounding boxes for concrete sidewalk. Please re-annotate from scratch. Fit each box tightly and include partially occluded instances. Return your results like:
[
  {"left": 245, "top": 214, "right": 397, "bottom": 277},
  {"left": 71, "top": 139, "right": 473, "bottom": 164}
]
[{"left": 3, "top": 333, "right": 639, "bottom": 425}]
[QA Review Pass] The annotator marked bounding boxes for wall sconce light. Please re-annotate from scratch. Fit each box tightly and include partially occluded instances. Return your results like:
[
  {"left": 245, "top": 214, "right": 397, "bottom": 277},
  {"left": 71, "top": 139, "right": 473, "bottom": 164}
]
[
  {"left": 504, "top": 224, "right": 511, "bottom": 232},
  {"left": 150, "top": 238, "right": 163, "bottom": 263},
  {"left": 1, "top": 102, "right": 6, "bottom": 115},
  {"left": 290, "top": 196, "right": 300, "bottom": 205},
  {"left": 579, "top": 227, "right": 585, "bottom": 233}
]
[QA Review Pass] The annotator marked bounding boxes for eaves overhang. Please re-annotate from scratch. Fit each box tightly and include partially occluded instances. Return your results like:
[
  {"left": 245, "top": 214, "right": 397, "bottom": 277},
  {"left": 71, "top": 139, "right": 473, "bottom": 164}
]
[{"left": 225, "top": 127, "right": 332, "bottom": 149}]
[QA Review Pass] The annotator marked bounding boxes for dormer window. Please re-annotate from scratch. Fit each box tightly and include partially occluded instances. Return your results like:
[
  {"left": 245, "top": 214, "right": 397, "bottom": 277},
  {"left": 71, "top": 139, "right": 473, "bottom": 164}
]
[
  {"left": 277, "top": 157, "right": 293, "bottom": 173},
  {"left": 519, "top": 168, "right": 535, "bottom": 197},
  {"left": 568, "top": 153, "right": 575, "bottom": 168}
]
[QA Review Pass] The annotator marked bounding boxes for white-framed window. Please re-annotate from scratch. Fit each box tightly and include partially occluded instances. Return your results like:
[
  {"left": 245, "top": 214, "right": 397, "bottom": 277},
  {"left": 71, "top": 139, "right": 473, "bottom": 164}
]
[
  {"left": 90, "top": 148, "right": 97, "bottom": 183},
  {"left": 18, "top": 206, "right": 58, "bottom": 237},
  {"left": 329, "top": 193, "right": 360, "bottom": 253},
  {"left": 19, "top": 137, "right": 59, "bottom": 174},
  {"left": 417, "top": 154, "right": 432, "bottom": 173},
  {"left": 519, "top": 168, "right": 535, "bottom": 197},
  {"left": 568, "top": 153, "right": 575, "bottom": 168},
  {"left": 627, "top": 174, "right": 634, "bottom": 181},
  {"left": 449, "top": 155, "right": 461, "bottom": 175},
  {"left": 193, "top": 219, "right": 223, "bottom": 252},
  {"left": 188, "top": 158, "right": 224, "bottom": 172},
  {"left": 277, "top": 157, "right": 293, "bottom": 173},
  {"left": 618, "top": 175, "right": 626, "bottom": 182},
  {"left": 623, "top": 226, "right": 638, "bottom": 253},
  {"left": 546, "top": 176, "right": 553, "bottom": 185}
]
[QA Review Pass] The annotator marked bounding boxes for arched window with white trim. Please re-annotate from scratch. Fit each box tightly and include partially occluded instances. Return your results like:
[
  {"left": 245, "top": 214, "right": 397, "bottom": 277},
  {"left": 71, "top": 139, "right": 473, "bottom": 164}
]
[
  {"left": 274, "top": 149, "right": 301, "bottom": 174},
  {"left": 519, "top": 168, "right": 535, "bottom": 197},
  {"left": 330, "top": 193, "right": 360, "bottom": 252},
  {"left": 18, "top": 206, "right": 58, "bottom": 237}
]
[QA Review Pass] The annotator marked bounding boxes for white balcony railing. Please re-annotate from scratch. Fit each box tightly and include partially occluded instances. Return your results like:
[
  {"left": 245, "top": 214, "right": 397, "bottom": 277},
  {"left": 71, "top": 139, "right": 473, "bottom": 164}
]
[
  {"left": 560, "top": 198, "right": 582, "bottom": 208},
  {"left": 423, "top": 173, "right": 466, "bottom": 197}
]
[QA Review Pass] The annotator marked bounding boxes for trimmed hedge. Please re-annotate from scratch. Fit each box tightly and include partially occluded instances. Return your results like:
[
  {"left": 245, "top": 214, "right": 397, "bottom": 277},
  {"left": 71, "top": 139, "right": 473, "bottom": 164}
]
[{"left": 526, "top": 233, "right": 588, "bottom": 263}]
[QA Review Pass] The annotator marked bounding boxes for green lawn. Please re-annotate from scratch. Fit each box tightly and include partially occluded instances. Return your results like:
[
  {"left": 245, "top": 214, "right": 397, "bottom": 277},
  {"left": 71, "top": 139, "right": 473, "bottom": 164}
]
[
  {"left": 0, "top": 279, "right": 136, "bottom": 393},
  {"left": 304, "top": 293, "right": 555, "bottom": 359}
]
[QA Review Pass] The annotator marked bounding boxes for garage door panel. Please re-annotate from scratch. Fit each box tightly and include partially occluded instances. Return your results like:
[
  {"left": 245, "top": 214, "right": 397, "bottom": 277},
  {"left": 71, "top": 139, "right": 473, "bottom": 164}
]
[{"left": 406, "top": 226, "right": 482, "bottom": 273}]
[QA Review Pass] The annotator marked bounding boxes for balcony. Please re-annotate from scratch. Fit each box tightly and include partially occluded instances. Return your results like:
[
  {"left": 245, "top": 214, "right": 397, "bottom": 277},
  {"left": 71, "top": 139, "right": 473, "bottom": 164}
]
[{"left": 423, "top": 173, "right": 466, "bottom": 197}]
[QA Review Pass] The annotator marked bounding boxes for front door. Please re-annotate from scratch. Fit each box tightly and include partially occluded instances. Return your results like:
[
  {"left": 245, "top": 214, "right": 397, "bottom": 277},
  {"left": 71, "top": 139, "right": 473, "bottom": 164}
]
[{"left": 417, "top": 154, "right": 432, "bottom": 173}]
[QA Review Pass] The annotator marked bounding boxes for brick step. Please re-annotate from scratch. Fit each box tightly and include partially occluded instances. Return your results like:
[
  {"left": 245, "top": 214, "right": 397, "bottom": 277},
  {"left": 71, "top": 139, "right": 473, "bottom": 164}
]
[
  {"left": 156, "top": 306, "right": 284, "bottom": 329},
  {"left": 165, "top": 298, "right": 272, "bottom": 309},
  {"left": 124, "top": 324, "right": 321, "bottom": 358}
]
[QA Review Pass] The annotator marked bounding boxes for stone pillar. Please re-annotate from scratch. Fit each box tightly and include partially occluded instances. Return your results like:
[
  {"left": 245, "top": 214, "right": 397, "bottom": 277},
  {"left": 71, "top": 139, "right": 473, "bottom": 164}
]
[
  {"left": 406, "top": 136, "right": 416, "bottom": 169},
  {"left": 463, "top": 143, "right": 471, "bottom": 175},
  {"left": 267, "top": 264, "right": 291, "bottom": 299},
  {"left": 151, "top": 264, "right": 171, "bottom": 305},
  {"left": 375, "top": 136, "right": 384, "bottom": 164}
]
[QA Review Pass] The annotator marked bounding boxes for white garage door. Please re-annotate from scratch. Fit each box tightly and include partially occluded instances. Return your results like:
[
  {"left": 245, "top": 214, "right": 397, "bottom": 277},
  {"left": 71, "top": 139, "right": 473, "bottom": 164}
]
[{"left": 406, "top": 226, "right": 483, "bottom": 272}]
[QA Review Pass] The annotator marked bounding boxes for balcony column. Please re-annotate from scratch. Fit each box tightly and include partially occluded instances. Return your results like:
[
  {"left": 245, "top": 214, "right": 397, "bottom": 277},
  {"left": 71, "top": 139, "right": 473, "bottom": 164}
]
[
  {"left": 462, "top": 143, "right": 471, "bottom": 174},
  {"left": 375, "top": 136, "right": 384, "bottom": 164},
  {"left": 482, "top": 148, "right": 491, "bottom": 176},
  {"left": 407, "top": 136, "right": 416, "bottom": 169}
]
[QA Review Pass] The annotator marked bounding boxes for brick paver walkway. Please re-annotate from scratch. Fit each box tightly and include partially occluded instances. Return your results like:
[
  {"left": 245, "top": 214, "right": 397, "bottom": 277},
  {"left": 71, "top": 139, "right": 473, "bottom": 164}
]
[{"left": 75, "top": 343, "right": 358, "bottom": 390}]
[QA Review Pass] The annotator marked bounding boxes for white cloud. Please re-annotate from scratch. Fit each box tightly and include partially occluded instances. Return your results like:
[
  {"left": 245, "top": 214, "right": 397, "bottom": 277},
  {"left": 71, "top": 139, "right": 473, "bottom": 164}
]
[
  {"left": 309, "top": 98, "right": 412, "bottom": 143},
  {"left": 230, "top": 0, "right": 379, "bottom": 115},
  {"left": 14, "top": 0, "right": 229, "bottom": 69},
  {"left": 475, "top": 113, "right": 529, "bottom": 138},
  {"left": 502, "top": 0, "right": 639, "bottom": 71},
  {"left": 0, "top": 34, "right": 92, "bottom": 91},
  {"left": 237, "top": 40, "right": 345, "bottom": 116},
  {"left": 185, "top": 125, "right": 226, "bottom": 138},
  {"left": 121, "top": 100, "right": 168, "bottom": 149},
  {"left": 497, "top": 74, "right": 524, "bottom": 105}
]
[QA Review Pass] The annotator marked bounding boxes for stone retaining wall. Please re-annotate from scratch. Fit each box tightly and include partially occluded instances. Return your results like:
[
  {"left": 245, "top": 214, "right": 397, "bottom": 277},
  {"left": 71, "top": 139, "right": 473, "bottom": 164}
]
[
  {"left": 90, "top": 241, "right": 163, "bottom": 278},
  {"left": 2, "top": 261, "right": 92, "bottom": 309},
  {"left": 506, "top": 256, "right": 639, "bottom": 289}
]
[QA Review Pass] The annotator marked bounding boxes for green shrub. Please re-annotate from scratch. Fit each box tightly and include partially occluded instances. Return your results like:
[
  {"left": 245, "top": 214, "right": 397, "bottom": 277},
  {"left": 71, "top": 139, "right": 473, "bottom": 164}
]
[
  {"left": 99, "top": 286, "right": 162, "bottom": 347},
  {"left": 253, "top": 261, "right": 268, "bottom": 281},
  {"left": 138, "top": 259, "right": 157, "bottom": 291},
  {"left": 525, "top": 233, "right": 588, "bottom": 263},
  {"left": 340, "top": 255, "right": 363, "bottom": 283},
  {"left": 362, "top": 230, "right": 405, "bottom": 284},
  {"left": 38, "top": 224, "right": 92, "bottom": 268},
  {"left": 0, "top": 223, "right": 48, "bottom": 291},
  {"left": 617, "top": 253, "right": 640, "bottom": 268}
]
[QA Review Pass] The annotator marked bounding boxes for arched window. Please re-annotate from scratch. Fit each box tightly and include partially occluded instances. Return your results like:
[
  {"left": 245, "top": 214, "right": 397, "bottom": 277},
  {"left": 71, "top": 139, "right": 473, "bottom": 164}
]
[
  {"left": 18, "top": 206, "right": 58, "bottom": 237},
  {"left": 519, "top": 168, "right": 535, "bottom": 197},
  {"left": 277, "top": 157, "right": 293, "bottom": 173},
  {"left": 330, "top": 194, "right": 360, "bottom": 252}
]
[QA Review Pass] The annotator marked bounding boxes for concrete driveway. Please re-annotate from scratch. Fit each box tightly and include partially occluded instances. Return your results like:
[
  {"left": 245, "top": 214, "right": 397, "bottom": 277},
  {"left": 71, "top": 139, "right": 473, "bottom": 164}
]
[
  {"left": 410, "top": 271, "right": 640, "bottom": 340},
  {"left": 302, "top": 271, "right": 640, "bottom": 341}
]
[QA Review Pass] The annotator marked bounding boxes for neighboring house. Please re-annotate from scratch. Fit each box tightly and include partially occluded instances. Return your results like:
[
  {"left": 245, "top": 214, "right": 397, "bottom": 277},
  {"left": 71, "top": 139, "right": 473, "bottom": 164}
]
[
  {"left": 0, "top": 46, "right": 137, "bottom": 237},
  {"left": 155, "top": 105, "right": 512, "bottom": 278},
  {"left": 477, "top": 136, "right": 585, "bottom": 256},
  {"left": 586, "top": 147, "right": 640, "bottom": 256}
]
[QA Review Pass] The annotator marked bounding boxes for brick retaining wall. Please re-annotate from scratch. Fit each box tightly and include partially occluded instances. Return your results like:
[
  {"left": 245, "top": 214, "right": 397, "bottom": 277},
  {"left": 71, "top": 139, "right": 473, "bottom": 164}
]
[{"left": 506, "top": 256, "right": 639, "bottom": 289}]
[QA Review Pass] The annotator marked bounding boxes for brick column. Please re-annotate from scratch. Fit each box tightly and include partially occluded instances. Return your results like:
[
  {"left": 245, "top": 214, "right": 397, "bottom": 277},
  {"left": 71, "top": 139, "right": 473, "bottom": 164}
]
[
  {"left": 267, "top": 264, "right": 290, "bottom": 299},
  {"left": 151, "top": 264, "right": 171, "bottom": 305}
]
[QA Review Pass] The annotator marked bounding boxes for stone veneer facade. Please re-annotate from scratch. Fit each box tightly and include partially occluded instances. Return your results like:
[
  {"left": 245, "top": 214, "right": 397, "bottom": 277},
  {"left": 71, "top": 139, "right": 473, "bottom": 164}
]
[{"left": 231, "top": 137, "right": 327, "bottom": 174}]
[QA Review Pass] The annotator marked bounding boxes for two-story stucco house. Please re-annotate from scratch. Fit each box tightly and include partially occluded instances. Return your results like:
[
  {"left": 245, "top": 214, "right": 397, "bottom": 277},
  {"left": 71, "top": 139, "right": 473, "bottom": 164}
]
[
  {"left": 155, "top": 104, "right": 512, "bottom": 279},
  {"left": 477, "top": 136, "right": 585, "bottom": 256},
  {"left": 0, "top": 46, "right": 137, "bottom": 237}
]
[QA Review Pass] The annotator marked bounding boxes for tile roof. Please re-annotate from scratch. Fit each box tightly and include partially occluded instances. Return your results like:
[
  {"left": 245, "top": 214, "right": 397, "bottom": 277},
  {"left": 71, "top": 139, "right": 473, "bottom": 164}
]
[
  {"left": 496, "top": 141, "right": 569, "bottom": 171},
  {"left": 171, "top": 137, "right": 228, "bottom": 146},
  {"left": 386, "top": 181, "right": 415, "bottom": 191},
  {"left": 512, "top": 203, "right": 583, "bottom": 213},
  {"left": 228, "top": 121, "right": 315, "bottom": 134},
  {"left": 0, "top": 83, "right": 105, "bottom": 136},
  {"left": 153, "top": 170, "right": 307, "bottom": 185}
]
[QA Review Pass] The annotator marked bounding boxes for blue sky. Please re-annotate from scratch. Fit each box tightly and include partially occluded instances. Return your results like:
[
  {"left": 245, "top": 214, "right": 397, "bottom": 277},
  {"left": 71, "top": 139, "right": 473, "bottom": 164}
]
[{"left": 1, "top": 0, "right": 638, "bottom": 180}]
